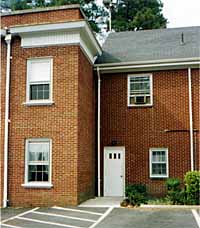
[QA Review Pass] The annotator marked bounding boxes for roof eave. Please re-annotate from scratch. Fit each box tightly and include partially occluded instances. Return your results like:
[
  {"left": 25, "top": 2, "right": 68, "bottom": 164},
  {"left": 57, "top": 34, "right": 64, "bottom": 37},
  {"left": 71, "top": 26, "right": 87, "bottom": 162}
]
[
  {"left": 9, "top": 20, "right": 102, "bottom": 56},
  {"left": 95, "top": 57, "right": 200, "bottom": 73}
]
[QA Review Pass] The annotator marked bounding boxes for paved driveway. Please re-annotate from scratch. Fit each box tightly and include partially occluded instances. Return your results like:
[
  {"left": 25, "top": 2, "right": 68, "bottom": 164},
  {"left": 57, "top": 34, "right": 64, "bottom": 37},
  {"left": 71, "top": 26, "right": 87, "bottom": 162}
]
[{"left": 1, "top": 206, "right": 199, "bottom": 228}]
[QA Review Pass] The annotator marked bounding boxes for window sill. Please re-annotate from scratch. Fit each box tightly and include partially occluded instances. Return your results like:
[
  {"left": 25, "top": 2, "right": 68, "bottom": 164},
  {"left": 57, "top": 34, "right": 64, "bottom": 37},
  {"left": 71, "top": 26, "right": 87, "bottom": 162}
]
[
  {"left": 22, "top": 183, "right": 53, "bottom": 189},
  {"left": 23, "top": 101, "right": 54, "bottom": 106},
  {"left": 150, "top": 176, "right": 168, "bottom": 179},
  {"left": 128, "top": 104, "right": 153, "bottom": 108}
]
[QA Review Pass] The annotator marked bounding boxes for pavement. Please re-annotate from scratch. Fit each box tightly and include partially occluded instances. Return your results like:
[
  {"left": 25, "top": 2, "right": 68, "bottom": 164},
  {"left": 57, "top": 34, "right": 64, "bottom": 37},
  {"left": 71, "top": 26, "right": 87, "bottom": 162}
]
[
  {"left": 0, "top": 206, "right": 200, "bottom": 228},
  {"left": 79, "top": 197, "right": 123, "bottom": 208}
]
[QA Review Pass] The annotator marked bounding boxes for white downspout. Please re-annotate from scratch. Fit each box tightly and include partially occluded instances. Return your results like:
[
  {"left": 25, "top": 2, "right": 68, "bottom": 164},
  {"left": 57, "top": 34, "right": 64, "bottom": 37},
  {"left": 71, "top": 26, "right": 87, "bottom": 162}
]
[
  {"left": 97, "top": 67, "right": 101, "bottom": 197},
  {"left": 3, "top": 34, "right": 12, "bottom": 208},
  {"left": 188, "top": 67, "right": 194, "bottom": 171}
]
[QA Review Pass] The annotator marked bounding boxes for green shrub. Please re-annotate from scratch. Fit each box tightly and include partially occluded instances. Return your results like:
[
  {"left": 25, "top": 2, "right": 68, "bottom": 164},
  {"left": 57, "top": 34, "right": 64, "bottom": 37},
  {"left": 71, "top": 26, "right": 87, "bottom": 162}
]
[
  {"left": 125, "top": 184, "right": 147, "bottom": 206},
  {"left": 184, "top": 171, "right": 200, "bottom": 205},
  {"left": 165, "top": 178, "right": 185, "bottom": 205}
]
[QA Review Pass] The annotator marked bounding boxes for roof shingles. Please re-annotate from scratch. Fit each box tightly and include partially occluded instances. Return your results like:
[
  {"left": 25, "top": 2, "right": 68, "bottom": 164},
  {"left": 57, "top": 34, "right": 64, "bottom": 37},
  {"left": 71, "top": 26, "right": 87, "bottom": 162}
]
[{"left": 96, "top": 26, "right": 200, "bottom": 64}]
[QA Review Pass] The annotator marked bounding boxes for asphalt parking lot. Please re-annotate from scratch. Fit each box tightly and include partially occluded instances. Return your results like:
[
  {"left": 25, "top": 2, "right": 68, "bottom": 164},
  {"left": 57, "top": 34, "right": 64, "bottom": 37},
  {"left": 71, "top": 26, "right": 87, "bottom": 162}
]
[{"left": 1, "top": 206, "right": 199, "bottom": 228}]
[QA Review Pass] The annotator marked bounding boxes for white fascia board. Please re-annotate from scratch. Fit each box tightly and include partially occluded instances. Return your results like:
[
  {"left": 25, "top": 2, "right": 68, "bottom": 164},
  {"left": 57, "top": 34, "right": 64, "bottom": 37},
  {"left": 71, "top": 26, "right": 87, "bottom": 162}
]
[
  {"left": 10, "top": 20, "right": 102, "bottom": 56},
  {"left": 95, "top": 60, "right": 200, "bottom": 73},
  {"left": 95, "top": 57, "right": 200, "bottom": 68},
  {"left": 10, "top": 21, "right": 85, "bottom": 34},
  {"left": 1, "top": 29, "right": 6, "bottom": 37}
]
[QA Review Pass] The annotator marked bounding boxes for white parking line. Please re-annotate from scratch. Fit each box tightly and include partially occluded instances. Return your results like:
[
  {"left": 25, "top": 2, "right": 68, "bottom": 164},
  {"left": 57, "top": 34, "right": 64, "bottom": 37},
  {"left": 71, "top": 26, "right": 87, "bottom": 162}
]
[
  {"left": 1, "top": 224, "right": 23, "bottom": 228},
  {"left": 33, "top": 211, "right": 97, "bottom": 223},
  {"left": 192, "top": 209, "right": 200, "bottom": 228},
  {"left": 1, "top": 207, "right": 39, "bottom": 224},
  {"left": 52, "top": 206, "right": 104, "bottom": 216},
  {"left": 17, "top": 216, "right": 87, "bottom": 228},
  {"left": 89, "top": 207, "right": 114, "bottom": 228}
]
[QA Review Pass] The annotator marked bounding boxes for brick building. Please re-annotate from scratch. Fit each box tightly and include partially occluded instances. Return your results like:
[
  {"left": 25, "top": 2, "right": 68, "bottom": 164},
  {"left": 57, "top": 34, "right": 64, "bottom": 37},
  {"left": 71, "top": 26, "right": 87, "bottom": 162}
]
[{"left": 1, "top": 5, "right": 199, "bottom": 207}]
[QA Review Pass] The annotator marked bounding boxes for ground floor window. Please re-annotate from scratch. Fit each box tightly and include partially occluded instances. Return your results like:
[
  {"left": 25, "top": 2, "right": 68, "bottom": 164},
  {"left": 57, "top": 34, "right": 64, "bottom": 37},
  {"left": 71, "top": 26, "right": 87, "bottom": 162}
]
[
  {"left": 149, "top": 148, "right": 168, "bottom": 178},
  {"left": 25, "top": 138, "right": 52, "bottom": 185}
]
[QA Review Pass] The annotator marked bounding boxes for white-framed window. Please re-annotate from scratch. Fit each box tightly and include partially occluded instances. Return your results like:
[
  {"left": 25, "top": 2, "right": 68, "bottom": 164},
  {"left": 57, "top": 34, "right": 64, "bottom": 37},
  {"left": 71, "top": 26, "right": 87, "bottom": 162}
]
[
  {"left": 23, "top": 138, "right": 52, "bottom": 188},
  {"left": 26, "top": 58, "right": 53, "bottom": 105},
  {"left": 128, "top": 74, "right": 153, "bottom": 106},
  {"left": 149, "top": 148, "right": 169, "bottom": 178}
]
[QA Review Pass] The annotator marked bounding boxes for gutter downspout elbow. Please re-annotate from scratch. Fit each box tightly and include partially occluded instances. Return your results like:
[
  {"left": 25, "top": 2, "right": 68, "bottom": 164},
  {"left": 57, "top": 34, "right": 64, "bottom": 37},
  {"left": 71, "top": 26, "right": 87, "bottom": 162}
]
[
  {"left": 188, "top": 67, "right": 194, "bottom": 171},
  {"left": 3, "top": 34, "right": 12, "bottom": 208},
  {"left": 97, "top": 67, "right": 101, "bottom": 197}
]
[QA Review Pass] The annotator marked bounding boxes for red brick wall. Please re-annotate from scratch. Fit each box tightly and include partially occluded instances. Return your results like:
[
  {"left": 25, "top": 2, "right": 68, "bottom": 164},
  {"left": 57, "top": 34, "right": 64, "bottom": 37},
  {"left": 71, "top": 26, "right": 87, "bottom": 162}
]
[
  {"left": 100, "top": 69, "right": 200, "bottom": 196},
  {"left": 0, "top": 39, "right": 7, "bottom": 207},
  {"left": 192, "top": 69, "right": 200, "bottom": 170},
  {"left": 0, "top": 7, "right": 96, "bottom": 207},
  {"left": 1, "top": 8, "right": 83, "bottom": 28},
  {"left": 77, "top": 50, "right": 96, "bottom": 203},
  {"left": 3, "top": 36, "right": 81, "bottom": 207}
]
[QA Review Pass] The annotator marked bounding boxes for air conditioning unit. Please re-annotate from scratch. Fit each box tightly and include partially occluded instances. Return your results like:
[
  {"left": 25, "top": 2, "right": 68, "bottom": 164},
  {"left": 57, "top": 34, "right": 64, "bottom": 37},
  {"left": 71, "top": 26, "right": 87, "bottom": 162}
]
[{"left": 134, "top": 96, "right": 147, "bottom": 104}]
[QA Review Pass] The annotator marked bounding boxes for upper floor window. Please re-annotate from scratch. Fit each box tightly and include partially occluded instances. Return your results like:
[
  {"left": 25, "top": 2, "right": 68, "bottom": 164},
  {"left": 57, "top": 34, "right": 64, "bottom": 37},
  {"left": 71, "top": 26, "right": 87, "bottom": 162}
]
[
  {"left": 128, "top": 74, "right": 153, "bottom": 106},
  {"left": 149, "top": 148, "right": 169, "bottom": 178},
  {"left": 23, "top": 138, "right": 52, "bottom": 188},
  {"left": 26, "top": 58, "right": 53, "bottom": 104}
]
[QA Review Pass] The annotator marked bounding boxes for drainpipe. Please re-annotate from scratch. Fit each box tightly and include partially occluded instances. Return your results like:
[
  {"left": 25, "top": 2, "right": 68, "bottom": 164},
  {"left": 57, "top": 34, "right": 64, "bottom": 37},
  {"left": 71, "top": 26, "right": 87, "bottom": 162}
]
[
  {"left": 97, "top": 67, "right": 101, "bottom": 197},
  {"left": 188, "top": 67, "right": 194, "bottom": 171},
  {"left": 3, "top": 34, "right": 12, "bottom": 208}
]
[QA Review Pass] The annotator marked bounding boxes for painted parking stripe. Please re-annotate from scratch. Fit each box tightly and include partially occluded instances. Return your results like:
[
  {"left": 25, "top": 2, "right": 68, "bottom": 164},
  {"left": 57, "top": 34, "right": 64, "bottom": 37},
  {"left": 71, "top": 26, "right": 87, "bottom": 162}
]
[
  {"left": 1, "top": 207, "right": 39, "bottom": 224},
  {"left": 52, "top": 206, "right": 103, "bottom": 216},
  {"left": 1, "top": 224, "right": 23, "bottom": 228},
  {"left": 32, "top": 211, "right": 97, "bottom": 223},
  {"left": 16, "top": 216, "right": 87, "bottom": 228},
  {"left": 89, "top": 207, "right": 114, "bottom": 228},
  {"left": 192, "top": 209, "right": 200, "bottom": 228}
]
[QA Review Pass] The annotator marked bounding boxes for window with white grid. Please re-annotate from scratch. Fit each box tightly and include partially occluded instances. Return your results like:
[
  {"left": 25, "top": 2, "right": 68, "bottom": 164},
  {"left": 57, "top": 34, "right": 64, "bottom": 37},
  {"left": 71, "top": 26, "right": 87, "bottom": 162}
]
[
  {"left": 150, "top": 148, "right": 168, "bottom": 178},
  {"left": 128, "top": 75, "right": 152, "bottom": 106},
  {"left": 27, "top": 58, "right": 52, "bottom": 103},
  {"left": 25, "top": 139, "right": 52, "bottom": 184}
]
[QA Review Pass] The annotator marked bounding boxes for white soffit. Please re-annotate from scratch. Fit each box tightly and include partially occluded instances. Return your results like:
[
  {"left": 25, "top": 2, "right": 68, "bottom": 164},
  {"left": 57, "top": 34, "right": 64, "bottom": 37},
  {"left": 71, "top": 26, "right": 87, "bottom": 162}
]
[{"left": 10, "top": 20, "right": 102, "bottom": 64}]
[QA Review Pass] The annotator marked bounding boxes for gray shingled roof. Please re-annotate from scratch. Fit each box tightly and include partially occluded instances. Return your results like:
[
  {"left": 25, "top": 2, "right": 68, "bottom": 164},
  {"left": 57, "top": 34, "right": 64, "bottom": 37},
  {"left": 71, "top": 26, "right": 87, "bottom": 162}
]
[{"left": 96, "top": 26, "right": 200, "bottom": 64}]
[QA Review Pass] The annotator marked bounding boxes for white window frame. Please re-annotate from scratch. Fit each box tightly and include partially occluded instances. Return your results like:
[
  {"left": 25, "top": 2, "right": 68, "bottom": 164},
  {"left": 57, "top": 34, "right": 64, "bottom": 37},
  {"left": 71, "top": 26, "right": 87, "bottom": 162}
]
[
  {"left": 149, "top": 148, "right": 169, "bottom": 178},
  {"left": 22, "top": 138, "right": 53, "bottom": 188},
  {"left": 25, "top": 57, "right": 53, "bottom": 106},
  {"left": 127, "top": 74, "right": 153, "bottom": 107}
]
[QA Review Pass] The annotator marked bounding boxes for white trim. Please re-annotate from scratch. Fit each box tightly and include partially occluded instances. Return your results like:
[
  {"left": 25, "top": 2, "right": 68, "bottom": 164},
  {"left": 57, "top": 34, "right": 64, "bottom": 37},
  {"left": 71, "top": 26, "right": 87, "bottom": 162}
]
[
  {"left": 95, "top": 60, "right": 200, "bottom": 73},
  {"left": 95, "top": 57, "right": 200, "bottom": 68},
  {"left": 3, "top": 34, "right": 12, "bottom": 208},
  {"left": 127, "top": 74, "right": 153, "bottom": 107},
  {"left": 21, "top": 183, "right": 53, "bottom": 188},
  {"left": 97, "top": 67, "right": 101, "bottom": 197},
  {"left": 104, "top": 147, "right": 125, "bottom": 197},
  {"left": 188, "top": 68, "right": 194, "bottom": 171},
  {"left": 26, "top": 57, "right": 53, "bottom": 104},
  {"left": 89, "top": 207, "right": 114, "bottom": 228},
  {"left": 52, "top": 206, "right": 103, "bottom": 216},
  {"left": 24, "top": 138, "right": 52, "bottom": 187},
  {"left": 149, "top": 148, "right": 169, "bottom": 178},
  {"left": 10, "top": 20, "right": 102, "bottom": 63},
  {"left": 23, "top": 101, "right": 54, "bottom": 106}
]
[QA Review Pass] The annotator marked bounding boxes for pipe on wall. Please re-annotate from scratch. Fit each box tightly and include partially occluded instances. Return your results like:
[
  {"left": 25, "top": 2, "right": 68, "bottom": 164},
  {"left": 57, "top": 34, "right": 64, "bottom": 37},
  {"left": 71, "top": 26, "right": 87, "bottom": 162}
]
[
  {"left": 97, "top": 67, "right": 101, "bottom": 197},
  {"left": 3, "top": 34, "right": 12, "bottom": 208},
  {"left": 188, "top": 67, "right": 194, "bottom": 171}
]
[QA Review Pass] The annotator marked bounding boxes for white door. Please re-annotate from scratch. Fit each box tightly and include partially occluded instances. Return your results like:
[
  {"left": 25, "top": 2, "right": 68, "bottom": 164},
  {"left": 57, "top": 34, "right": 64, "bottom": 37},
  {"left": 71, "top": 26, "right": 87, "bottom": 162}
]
[{"left": 104, "top": 147, "right": 125, "bottom": 196}]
